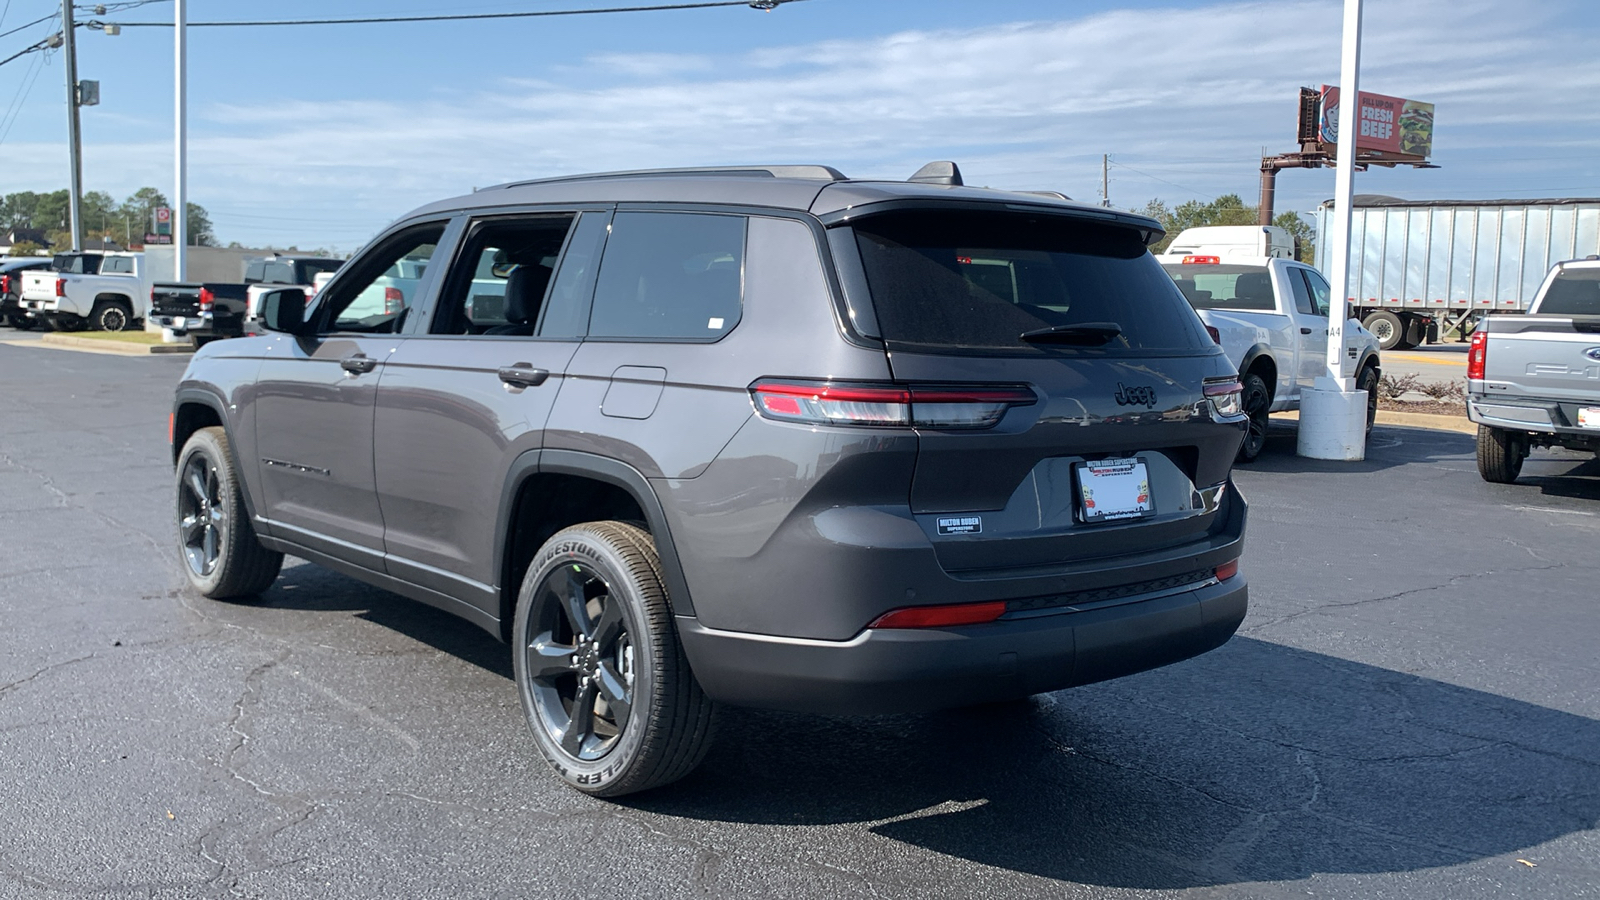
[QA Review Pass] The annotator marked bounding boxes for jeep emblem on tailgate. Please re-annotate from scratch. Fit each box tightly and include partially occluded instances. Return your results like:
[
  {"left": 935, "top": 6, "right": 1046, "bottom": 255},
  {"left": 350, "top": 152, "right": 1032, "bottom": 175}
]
[{"left": 1114, "top": 383, "right": 1158, "bottom": 408}]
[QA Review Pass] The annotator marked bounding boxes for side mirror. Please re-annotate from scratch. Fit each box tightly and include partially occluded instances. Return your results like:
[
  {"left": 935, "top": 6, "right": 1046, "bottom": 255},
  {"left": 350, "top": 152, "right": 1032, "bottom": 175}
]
[{"left": 258, "top": 288, "right": 309, "bottom": 334}]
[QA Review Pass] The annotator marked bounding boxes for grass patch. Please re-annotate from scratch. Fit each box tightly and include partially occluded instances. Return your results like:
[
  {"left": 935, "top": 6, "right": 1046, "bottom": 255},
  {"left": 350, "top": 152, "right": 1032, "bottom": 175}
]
[{"left": 61, "top": 330, "right": 182, "bottom": 345}]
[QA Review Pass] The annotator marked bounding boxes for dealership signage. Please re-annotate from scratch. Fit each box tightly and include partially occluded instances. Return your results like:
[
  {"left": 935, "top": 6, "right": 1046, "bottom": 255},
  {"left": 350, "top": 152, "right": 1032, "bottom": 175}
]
[{"left": 1318, "top": 86, "right": 1434, "bottom": 160}]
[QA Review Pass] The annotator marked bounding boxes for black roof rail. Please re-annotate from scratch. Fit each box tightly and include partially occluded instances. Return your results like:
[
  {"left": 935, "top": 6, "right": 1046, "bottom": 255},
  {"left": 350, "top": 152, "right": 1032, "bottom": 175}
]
[{"left": 490, "top": 165, "right": 848, "bottom": 190}]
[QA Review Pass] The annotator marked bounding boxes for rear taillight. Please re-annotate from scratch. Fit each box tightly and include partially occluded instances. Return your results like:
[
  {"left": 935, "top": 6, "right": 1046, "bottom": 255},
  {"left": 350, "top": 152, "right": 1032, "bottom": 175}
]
[
  {"left": 750, "top": 380, "right": 1035, "bottom": 429},
  {"left": 870, "top": 600, "right": 1007, "bottom": 629},
  {"left": 1, "top": 275, "right": 10, "bottom": 295},
  {"left": 1205, "top": 324, "right": 1221, "bottom": 344},
  {"left": 383, "top": 287, "right": 404, "bottom": 314},
  {"left": 1203, "top": 378, "right": 1243, "bottom": 417},
  {"left": 54, "top": 277, "right": 65, "bottom": 297},
  {"left": 1467, "top": 330, "right": 1487, "bottom": 380},
  {"left": 1215, "top": 559, "right": 1240, "bottom": 581},
  {"left": 199, "top": 287, "right": 215, "bottom": 312}
]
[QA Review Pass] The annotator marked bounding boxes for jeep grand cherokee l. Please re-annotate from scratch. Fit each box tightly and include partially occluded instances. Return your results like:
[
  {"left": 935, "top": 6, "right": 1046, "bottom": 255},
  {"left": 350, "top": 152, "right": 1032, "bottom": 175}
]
[{"left": 170, "top": 162, "right": 1250, "bottom": 796}]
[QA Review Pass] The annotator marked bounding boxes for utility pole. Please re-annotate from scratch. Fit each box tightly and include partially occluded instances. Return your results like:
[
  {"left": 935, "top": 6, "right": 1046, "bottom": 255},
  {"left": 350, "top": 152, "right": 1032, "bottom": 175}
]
[
  {"left": 174, "top": 0, "right": 188, "bottom": 278},
  {"left": 1101, "top": 154, "right": 1110, "bottom": 208},
  {"left": 61, "top": 0, "right": 84, "bottom": 252}
]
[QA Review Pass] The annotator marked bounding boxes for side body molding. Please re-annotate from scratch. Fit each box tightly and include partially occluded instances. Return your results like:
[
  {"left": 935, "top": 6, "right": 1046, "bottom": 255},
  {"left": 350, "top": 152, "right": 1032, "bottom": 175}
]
[{"left": 494, "top": 449, "right": 698, "bottom": 621}]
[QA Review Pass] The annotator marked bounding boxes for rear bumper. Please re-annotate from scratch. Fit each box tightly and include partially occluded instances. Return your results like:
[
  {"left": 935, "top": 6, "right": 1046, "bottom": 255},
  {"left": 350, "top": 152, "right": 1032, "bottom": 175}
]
[
  {"left": 678, "top": 575, "right": 1247, "bottom": 715},
  {"left": 1468, "top": 394, "right": 1600, "bottom": 438}
]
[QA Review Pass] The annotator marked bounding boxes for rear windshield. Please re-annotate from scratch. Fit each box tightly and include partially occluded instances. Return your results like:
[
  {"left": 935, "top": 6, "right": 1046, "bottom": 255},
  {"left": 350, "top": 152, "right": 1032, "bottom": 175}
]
[
  {"left": 52, "top": 254, "right": 102, "bottom": 275},
  {"left": 1538, "top": 269, "right": 1600, "bottom": 316},
  {"left": 1160, "top": 262, "right": 1277, "bottom": 311},
  {"left": 850, "top": 211, "right": 1212, "bottom": 356}
]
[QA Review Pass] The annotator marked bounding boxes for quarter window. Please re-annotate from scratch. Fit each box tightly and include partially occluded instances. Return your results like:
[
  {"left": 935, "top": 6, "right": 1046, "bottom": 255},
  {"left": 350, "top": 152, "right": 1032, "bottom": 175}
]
[{"left": 588, "top": 212, "right": 745, "bottom": 340}]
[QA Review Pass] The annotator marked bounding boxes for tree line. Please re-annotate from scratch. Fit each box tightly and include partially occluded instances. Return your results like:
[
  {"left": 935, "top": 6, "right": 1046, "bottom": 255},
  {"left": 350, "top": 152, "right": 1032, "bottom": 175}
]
[
  {"left": 1137, "top": 194, "right": 1316, "bottom": 262},
  {"left": 1, "top": 188, "right": 216, "bottom": 254}
]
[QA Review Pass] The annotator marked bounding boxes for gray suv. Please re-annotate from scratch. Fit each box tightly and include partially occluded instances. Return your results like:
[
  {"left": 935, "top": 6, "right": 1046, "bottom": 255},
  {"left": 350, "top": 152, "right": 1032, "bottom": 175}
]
[{"left": 170, "top": 163, "right": 1250, "bottom": 796}]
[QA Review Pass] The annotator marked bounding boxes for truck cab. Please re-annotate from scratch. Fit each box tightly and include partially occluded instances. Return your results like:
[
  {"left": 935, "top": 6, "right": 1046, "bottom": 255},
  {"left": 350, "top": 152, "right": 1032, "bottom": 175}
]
[{"left": 1157, "top": 247, "right": 1382, "bottom": 461}]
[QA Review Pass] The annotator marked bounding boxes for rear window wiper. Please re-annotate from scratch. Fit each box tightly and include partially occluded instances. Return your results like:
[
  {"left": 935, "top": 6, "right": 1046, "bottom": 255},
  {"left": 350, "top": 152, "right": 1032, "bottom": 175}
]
[{"left": 1019, "top": 322, "right": 1123, "bottom": 345}]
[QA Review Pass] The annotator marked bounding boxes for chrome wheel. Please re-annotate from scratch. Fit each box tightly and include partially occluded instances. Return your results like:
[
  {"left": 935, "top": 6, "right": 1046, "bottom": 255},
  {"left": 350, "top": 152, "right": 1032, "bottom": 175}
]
[
  {"left": 524, "top": 561, "right": 636, "bottom": 762},
  {"left": 177, "top": 455, "right": 224, "bottom": 577}
]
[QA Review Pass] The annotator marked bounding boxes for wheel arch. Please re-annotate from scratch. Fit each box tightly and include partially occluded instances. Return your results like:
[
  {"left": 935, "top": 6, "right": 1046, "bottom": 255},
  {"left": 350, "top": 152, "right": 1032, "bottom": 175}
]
[
  {"left": 1237, "top": 344, "right": 1278, "bottom": 400},
  {"left": 1356, "top": 349, "right": 1381, "bottom": 379},
  {"left": 93, "top": 292, "right": 133, "bottom": 306},
  {"left": 172, "top": 387, "right": 260, "bottom": 525},
  {"left": 494, "top": 449, "right": 696, "bottom": 643}
]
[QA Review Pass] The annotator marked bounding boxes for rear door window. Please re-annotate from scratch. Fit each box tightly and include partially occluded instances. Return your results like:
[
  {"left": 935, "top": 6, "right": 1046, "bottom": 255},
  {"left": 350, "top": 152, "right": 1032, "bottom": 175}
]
[
  {"left": 850, "top": 210, "right": 1211, "bottom": 355},
  {"left": 588, "top": 212, "right": 744, "bottom": 340}
]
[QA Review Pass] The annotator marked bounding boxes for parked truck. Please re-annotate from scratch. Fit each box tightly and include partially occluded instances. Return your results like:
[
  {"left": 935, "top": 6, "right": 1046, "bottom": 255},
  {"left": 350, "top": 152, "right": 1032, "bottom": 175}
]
[
  {"left": 1466, "top": 257, "right": 1600, "bottom": 483},
  {"left": 149, "top": 254, "right": 343, "bottom": 342},
  {"left": 17, "top": 251, "right": 151, "bottom": 331},
  {"left": 1315, "top": 196, "right": 1600, "bottom": 351}
]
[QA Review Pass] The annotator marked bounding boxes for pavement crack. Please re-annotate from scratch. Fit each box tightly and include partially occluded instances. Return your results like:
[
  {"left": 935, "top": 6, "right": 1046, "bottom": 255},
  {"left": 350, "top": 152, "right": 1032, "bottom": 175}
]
[
  {"left": 1243, "top": 563, "right": 1567, "bottom": 633},
  {"left": 0, "top": 653, "right": 97, "bottom": 701}
]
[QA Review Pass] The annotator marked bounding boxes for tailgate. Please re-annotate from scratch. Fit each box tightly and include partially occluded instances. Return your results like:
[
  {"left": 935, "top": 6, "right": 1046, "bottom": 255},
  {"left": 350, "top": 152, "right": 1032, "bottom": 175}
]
[
  {"left": 1483, "top": 317, "right": 1600, "bottom": 404},
  {"left": 845, "top": 208, "right": 1244, "bottom": 575},
  {"left": 151, "top": 286, "right": 201, "bottom": 317}
]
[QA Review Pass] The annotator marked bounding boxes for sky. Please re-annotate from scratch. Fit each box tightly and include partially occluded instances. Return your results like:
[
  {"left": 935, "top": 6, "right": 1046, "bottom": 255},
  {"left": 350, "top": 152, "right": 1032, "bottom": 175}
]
[{"left": 1, "top": 0, "right": 1598, "bottom": 252}]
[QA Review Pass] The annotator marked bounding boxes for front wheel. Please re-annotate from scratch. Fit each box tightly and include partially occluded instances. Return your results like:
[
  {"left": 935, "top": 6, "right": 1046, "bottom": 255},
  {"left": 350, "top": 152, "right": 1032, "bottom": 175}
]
[
  {"left": 175, "top": 426, "right": 284, "bottom": 598},
  {"left": 1234, "top": 372, "right": 1271, "bottom": 463},
  {"left": 1476, "top": 425, "right": 1526, "bottom": 484},
  {"left": 512, "top": 521, "right": 717, "bottom": 797},
  {"left": 1357, "top": 365, "right": 1379, "bottom": 439}
]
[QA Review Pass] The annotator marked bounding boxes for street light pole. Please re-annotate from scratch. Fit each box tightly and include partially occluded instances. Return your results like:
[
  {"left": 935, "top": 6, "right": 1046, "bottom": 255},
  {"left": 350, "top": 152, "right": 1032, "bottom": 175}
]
[
  {"left": 174, "top": 0, "right": 188, "bottom": 279},
  {"left": 61, "top": 0, "right": 84, "bottom": 252}
]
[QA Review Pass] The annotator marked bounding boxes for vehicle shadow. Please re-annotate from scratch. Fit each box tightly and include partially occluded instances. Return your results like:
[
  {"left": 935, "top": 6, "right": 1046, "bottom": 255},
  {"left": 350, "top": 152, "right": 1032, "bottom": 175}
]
[
  {"left": 262, "top": 561, "right": 514, "bottom": 679},
  {"left": 631, "top": 636, "right": 1600, "bottom": 890},
  {"left": 1249, "top": 419, "right": 1480, "bottom": 474},
  {"left": 1518, "top": 455, "right": 1600, "bottom": 501}
]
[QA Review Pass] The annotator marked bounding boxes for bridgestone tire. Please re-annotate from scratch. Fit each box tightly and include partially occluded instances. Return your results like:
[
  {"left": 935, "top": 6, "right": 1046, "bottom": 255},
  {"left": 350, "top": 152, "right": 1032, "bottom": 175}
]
[
  {"left": 1234, "top": 372, "right": 1271, "bottom": 464},
  {"left": 1357, "top": 365, "right": 1379, "bottom": 439},
  {"left": 1364, "top": 310, "right": 1404, "bottom": 351},
  {"left": 175, "top": 426, "right": 283, "bottom": 599},
  {"left": 513, "top": 521, "right": 717, "bottom": 797},
  {"left": 91, "top": 300, "right": 132, "bottom": 332},
  {"left": 1476, "top": 425, "right": 1526, "bottom": 484}
]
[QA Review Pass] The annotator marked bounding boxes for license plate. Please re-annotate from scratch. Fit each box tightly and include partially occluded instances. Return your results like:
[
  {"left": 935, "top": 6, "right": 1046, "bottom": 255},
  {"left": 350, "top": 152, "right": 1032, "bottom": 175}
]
[
  {"left": 1076, "top": 457, "right": 1155, "bottom": 523},
  {"left": 1579, "top": 407, "right": 1600, "bottom": 429}
]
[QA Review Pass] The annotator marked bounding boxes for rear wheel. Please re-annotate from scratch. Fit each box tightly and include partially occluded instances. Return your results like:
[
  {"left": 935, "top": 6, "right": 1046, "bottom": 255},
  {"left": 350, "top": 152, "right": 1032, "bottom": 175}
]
[
  {"left": 1363, "top": 310, "right": 1404, "bottom": 351},
  {"left": 175, "top": 426, "right": 283, "bottom": 598},
  {"left": 53, "top": 314, "right": 85, "bottom": 333},
  {"left": 512, "top": 521, "right": 716, "bottom": 797},
  {"left": 90, "top": 300, "right": 133, "bottom": 332},
  {"left": 1476, "top": 425, "right": 1526, "bottom": 484},
  {"left": 1234, "top": 372, "right": 1271, "bottom": 463}
]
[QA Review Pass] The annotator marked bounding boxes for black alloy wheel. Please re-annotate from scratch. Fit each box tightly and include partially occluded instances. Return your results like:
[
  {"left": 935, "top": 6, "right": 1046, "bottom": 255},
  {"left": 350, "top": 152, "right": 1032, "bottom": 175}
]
[
  {"left": 173, "top": 426, "right": 284, "bottom": 599},
  {"left": 1235, "top": 372, "right": 1271, "bottom": 463},
  {"left": 524, "top": 560, "right": 636, "bottom": 762},
  {"left": 178, "top": 454, "right": 225, "bottom": 578},
  {"left": 513, "top": 521, "right": 716, "bottom": 797},
  {"left": 1357, "top": 365, "right": 1379, "bottom": 437},
  {"left": 93, "top": 302, "right": 130, "bottom": 332}
]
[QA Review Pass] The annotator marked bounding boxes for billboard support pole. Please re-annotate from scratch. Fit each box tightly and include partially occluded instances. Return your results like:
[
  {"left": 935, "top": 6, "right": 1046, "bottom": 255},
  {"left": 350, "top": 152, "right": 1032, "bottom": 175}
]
[{"left": 1297, "top": 0, "right": 1369, "bottom": 461}]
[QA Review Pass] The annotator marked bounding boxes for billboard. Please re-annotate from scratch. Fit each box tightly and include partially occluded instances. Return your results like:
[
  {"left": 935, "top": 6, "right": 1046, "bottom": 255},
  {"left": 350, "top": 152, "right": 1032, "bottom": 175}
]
[{"left": 1318, "top": 86, "right": 1434, "bottom": 159}]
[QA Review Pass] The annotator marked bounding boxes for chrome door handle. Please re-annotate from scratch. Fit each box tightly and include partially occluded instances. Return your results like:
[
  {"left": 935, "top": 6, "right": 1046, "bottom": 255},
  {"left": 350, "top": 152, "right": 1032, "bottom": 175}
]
[
  {"left": 340, "top": 354, "right": 377, "bottom": 374},
  {"left": 498, "top": 364, "right": 549, "bottom": 388}
]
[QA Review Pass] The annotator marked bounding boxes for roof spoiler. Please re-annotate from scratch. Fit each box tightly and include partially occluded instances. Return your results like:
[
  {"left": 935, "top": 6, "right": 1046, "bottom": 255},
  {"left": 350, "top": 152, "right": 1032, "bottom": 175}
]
[{"left": 908, "top": 161, "right": 963, "bottom": 186}]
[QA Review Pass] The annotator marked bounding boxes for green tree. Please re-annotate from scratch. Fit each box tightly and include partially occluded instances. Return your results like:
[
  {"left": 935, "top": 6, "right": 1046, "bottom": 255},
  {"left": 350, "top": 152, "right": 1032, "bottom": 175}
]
[
  {"left": 7, "top": 241, "right": 44, "bottom": 257},
  {"left": 1141, "top": 193, "right": 1315, "bottom": 262},
  {"left": 186, "top": 202, "right": 216, "bottom": 247}
]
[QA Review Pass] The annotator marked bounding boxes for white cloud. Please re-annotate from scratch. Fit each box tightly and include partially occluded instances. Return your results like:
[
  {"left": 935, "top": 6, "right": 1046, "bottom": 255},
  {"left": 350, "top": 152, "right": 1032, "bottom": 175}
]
[{"left": 8, "top": 0, "right": 1598, "bottom": 248}]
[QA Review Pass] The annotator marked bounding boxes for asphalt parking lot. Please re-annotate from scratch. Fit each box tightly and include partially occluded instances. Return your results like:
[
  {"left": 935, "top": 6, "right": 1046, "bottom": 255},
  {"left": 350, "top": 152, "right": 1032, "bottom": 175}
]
[{"left": 2, "top": 343, "right": 1597, "bottom": 900}]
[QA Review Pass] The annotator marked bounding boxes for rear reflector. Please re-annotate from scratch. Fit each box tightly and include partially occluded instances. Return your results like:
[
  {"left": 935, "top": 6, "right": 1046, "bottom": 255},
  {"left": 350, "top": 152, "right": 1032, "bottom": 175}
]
[
  {"left": 1182, "top": 255, "right": 1221, "bottom": 265},
  {"left": 1215, "top": 559, "right": 1240, "bottom": 581},
  {"left": 870, "top": 600, "right": 1007, "bottom": 629},
  {"left": 751, "top": 380, "right": 1035, "bottom": 429},
  {"left": 1467, "top": 330, "right": 1487, "bottom": 380}
]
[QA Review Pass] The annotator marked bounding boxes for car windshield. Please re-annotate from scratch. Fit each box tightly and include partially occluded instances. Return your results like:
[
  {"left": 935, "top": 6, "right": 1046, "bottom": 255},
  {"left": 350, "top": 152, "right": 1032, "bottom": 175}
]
[
  {"left": 1538, "top": 269, "right": 1600, "bottom": 316},
  {"left": 1160, "top": 262, "right": 1277, "bottom": 311},
  {"left": 848, "top": 210, "right": 1212, "bottom": 356}
]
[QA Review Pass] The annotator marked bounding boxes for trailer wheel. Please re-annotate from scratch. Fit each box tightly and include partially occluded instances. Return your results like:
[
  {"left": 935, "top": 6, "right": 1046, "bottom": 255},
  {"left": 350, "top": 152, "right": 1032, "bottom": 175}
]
[
  {"left": 1363, "top": 310, "right": 1404, "bottom": 351},
  {"left": 1476, "top": 425, "right": 1526, "bottom": 484}
]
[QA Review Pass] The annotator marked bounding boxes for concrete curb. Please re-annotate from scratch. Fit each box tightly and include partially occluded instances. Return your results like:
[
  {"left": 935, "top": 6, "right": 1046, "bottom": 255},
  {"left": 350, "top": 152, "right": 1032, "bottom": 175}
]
[
  {"left": 35, "top": 333, "right": 194, "bottom": 356},
  {"left": 1275, "top": 409, "right": 1475, "bottom": 435}
]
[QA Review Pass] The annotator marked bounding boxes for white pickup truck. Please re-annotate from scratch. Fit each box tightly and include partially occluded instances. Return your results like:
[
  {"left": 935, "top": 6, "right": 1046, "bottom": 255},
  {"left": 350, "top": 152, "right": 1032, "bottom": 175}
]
[
  {"left": 18, "top": 251, "right": 151, "bottom": 332},
  {"left": 1157, "top": 244, "right": 1382, "bottom": 461},
  {"left": 1467, "top": 257, "right": 1600, "bottom": 483}
]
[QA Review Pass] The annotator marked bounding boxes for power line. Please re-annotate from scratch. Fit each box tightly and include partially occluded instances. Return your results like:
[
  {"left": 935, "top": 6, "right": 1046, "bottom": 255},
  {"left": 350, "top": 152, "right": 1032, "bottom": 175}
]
[
  {"left": 1107, "top": 160, "right": 1217, "bottom": 201},
  {"left": 0, "top": 10, "right": 54, "bottom": 40},
  {"left": 105, "top": 0, "right": 805, "bottom": 28}
]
